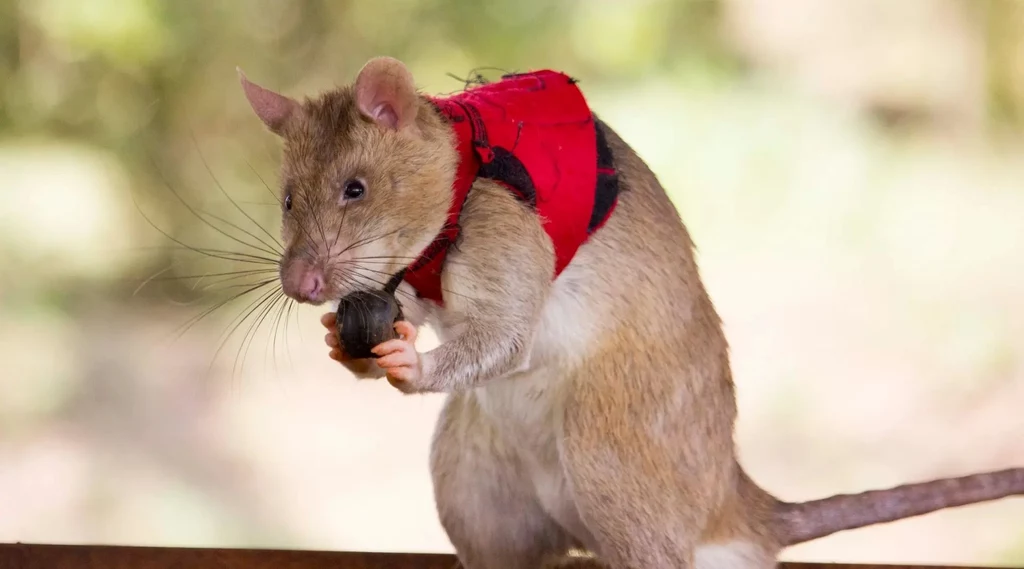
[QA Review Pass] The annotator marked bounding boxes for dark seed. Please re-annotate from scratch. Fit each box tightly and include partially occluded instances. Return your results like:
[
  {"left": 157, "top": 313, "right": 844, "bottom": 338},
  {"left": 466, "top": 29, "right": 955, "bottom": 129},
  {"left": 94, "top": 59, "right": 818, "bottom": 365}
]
[{"left": 336, "top": 288, "right": 404, "bottom": 360}]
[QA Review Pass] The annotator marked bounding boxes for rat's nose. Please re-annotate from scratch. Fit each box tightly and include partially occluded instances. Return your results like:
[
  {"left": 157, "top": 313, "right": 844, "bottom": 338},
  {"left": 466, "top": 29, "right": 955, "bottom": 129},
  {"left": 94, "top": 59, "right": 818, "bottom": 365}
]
[
  {"left": 299, "top": 271, "right": 324, "bottom": 301},
  {"left": 282, "top": 260, "right": 326, "bottom": 304}
]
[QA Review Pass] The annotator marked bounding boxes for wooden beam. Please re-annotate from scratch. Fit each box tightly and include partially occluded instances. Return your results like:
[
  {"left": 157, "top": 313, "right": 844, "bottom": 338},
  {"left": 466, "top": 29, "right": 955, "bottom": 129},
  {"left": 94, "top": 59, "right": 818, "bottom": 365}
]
[
  {"left": 0, "top": 544, "right": 457, "bottom": 569},
  {"left": 0, "top": 543, "right": 1003, "bottom": 569}
]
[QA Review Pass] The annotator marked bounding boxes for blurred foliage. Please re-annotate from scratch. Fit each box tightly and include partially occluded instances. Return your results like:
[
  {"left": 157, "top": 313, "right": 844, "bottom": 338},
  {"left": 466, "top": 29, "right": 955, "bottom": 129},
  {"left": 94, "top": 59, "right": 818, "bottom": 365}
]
[
  {"left": 0, "top": 0, "right": 746, "bottom": 310},
  {"left": 976, "top": 0, "right": 1024, "bottom": 132},
  {"left": 1, "top": 0, "right": 1022, "bottom": 306}
]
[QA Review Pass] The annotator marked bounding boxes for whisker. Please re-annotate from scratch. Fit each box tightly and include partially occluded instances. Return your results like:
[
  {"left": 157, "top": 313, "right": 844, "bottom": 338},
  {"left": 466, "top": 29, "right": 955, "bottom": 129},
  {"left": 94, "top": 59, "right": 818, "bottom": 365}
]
[
  {"left": 331, "top": 266, "right": 432, "bottom": 310},
  {"left": 234, "top": 288, "right": 285, "bottom": 382},
  {"left": 245, "top": 159, "right": 284, "bottom": 207},
  {"left": 260, "top": 293, "right": 290, "bottom": 382},
  {"left": 203, "top": 280, "right": 283, "bottom": 291},
  {"left": 268, "top": 293, "right": 291, "bottom": 378},
  {"left": 330, "top": 199, "right": 350, "bottom": 255},
  {"left": 145, "top": 268, "right": 279, "bottom": 282},
  {"left": 341, "top": 256, "right": 471, "bottom": 270},
  {"left": 168, "top": 278, "right": 279, "bottom": 342},
  {"left": 338, "top": 264, "right": 408, "bottom": 282},
  {"left": 286, "top": 292, "right": 301, "bottom": 352},
  {"left": 336, "top": 221, "right": 416, "bottom": 257},
  {"left": 245, "top": 159, "right": 323, "bottom": 251},
  {"left": 194, "top": 272, "right": 279, "bottom": 292},
  {"left": 185, "top": 249, "right": 279, "bottom": 265},
  {"left": 331, "top": 265, "right": 418, "bottom": 303},
  {"left": 191, "top": 271, "right": 241, "bottom": 292},
  {"left": 112, "top": 245, "right": 280, "bottom": 264},
  {"left": 206, "top": 285, "right": 282, "bottom": 383},
  {"left": 307, "top": 195, "right": 332, "bottom": 260},
  {"left": 190, "top": 131, "right": 285, "bottom": 254},
  {"left": 133, "top": 264, "right": 174, "bottom": 297},
  {"left": 336, "top": 264, "right": 479, "bottom": 304},
  {"left": 131, "top": 192, "right": 279, "bottom": 266},
  {"left": 147, "top": 154, "right": 281, "bottom": 258},
  {"left": 196, "top": 208, "right": 282, "bottom": 257}
]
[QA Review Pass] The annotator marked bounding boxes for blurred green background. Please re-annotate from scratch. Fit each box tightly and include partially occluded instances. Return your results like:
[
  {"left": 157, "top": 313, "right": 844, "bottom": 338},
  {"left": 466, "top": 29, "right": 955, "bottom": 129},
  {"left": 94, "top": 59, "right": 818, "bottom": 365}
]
[{"left": 1, "top": 0, "right": 1023, "bottom": 565}]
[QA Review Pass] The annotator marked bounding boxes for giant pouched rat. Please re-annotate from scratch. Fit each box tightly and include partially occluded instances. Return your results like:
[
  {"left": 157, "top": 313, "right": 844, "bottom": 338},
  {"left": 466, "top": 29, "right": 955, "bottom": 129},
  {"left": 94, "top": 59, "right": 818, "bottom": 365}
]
[{"left": 238, "top": 57, "right": 1023, "bottom": 569}]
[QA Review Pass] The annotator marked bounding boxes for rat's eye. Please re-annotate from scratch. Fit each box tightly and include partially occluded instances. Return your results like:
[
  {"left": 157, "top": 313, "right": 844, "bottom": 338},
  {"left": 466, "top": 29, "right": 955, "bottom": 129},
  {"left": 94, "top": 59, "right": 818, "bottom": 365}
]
[
  {"left": 342, "top": 179, "right": 366, "bottom": 201},
  {"left": 284, "top": 194, "right": 293, "bottom": 211}
]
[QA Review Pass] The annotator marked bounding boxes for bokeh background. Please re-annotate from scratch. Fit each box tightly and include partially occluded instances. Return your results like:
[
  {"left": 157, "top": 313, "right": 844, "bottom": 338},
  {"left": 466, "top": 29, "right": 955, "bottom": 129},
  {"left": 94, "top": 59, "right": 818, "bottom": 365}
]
[{"left": 1, "top": 0, "right": 1023, "bottom": 565}]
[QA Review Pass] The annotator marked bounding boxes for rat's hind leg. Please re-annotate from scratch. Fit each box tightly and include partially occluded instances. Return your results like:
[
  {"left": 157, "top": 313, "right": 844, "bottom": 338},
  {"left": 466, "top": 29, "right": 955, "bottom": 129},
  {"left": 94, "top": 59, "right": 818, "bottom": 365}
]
[
  {"left": 430, "top": 392, "right": 576, "bottom": 569},
  {"left": 559, "top": 357, "right": 749, "bottom": 569}
]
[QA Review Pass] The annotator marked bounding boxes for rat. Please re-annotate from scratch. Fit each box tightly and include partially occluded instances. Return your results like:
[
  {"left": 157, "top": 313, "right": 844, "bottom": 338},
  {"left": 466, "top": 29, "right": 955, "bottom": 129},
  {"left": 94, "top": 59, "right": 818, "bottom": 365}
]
[{"left": 238, "top": 57, "right": 1024, "bottom": 569}]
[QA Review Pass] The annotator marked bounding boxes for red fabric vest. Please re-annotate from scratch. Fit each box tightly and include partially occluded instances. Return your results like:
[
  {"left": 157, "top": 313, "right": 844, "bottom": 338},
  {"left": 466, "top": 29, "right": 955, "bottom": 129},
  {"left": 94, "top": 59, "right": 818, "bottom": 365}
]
[{"left": 402, "top": 70, "right": 619, "bottom": 305}]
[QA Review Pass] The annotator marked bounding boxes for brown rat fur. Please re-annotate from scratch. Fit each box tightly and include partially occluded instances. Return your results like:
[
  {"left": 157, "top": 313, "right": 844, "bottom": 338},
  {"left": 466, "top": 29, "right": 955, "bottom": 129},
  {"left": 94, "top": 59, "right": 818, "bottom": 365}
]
[{"left": 240, "top": 57, "right": 1024, "bottom": 569}]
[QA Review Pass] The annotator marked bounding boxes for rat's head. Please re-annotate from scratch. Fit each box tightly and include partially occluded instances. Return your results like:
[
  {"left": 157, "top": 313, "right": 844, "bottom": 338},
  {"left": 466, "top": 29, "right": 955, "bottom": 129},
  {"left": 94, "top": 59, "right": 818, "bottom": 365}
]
[{"left": 239, "top": 57, "right": 456, "bottom": 305}]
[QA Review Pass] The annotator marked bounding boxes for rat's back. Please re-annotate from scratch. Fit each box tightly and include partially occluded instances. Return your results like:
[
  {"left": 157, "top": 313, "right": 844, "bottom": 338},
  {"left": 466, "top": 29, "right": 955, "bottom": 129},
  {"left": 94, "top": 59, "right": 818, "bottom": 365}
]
[{"left": 529, "top": 118, "right": 734, "bottom": 391}]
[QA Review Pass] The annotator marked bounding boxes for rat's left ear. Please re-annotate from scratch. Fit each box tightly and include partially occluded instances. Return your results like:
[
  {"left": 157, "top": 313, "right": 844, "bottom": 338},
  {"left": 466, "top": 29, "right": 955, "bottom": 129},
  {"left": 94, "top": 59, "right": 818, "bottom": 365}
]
[
  {"left": 238, "top": 68, "right": 299, "bottom": 136},
  {"left": 354, "top": 57, "right": 419, "bottom": 131}
]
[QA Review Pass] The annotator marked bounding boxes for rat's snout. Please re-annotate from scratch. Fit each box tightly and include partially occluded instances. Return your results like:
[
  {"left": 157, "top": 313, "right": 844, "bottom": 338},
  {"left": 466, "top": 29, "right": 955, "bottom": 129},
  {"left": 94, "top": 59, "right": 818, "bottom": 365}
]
[{"left": 281, "top": 258, "right": 327, "bottom": 304}]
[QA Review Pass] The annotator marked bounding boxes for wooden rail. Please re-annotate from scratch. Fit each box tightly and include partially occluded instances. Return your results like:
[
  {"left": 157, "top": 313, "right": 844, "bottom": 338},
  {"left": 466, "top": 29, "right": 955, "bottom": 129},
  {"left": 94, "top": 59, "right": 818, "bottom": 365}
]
[{"left": 0, "top": 543, "right": 1010, "bottom": 569}]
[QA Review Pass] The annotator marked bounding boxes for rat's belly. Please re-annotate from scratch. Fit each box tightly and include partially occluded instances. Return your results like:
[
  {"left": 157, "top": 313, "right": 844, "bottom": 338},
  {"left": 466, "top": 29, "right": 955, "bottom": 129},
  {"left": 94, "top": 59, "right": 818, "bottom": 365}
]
[
  {"left": 528, "top": 263, "right": 603, "bottom": 371},
  {"left": 475, "top": 366, "right": 593, "bottom": 546},
  {"left": 474, "top": 263, "right": 599, "bottom": 448},
  {"left": 472, "top": 269, "right": 601, "bottom": 545}
]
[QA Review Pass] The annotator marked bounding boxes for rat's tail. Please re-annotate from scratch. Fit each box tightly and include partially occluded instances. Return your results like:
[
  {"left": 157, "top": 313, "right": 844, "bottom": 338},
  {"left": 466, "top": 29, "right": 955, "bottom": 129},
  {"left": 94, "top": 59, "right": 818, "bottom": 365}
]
[{"left": 774, "top": 467, "right": 1024, "bottom": 546}]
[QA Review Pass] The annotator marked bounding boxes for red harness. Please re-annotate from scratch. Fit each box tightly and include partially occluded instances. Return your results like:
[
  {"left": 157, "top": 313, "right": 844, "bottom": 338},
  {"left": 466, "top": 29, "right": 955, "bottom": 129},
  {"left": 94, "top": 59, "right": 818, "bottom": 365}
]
[{"left": 402, "top": 70, "right": 620, "bottom": 305}]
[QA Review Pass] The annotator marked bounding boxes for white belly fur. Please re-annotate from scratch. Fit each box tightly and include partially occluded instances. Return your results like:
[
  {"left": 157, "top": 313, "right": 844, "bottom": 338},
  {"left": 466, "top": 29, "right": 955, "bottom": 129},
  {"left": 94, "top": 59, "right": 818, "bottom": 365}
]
[{"left": 471, "top": 261, "right": 602, "bottom": 545}]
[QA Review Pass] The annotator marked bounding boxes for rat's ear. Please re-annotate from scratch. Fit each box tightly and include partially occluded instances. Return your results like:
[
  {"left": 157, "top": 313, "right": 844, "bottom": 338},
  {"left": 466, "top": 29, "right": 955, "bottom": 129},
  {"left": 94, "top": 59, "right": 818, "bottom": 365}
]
[
  {"left": 354, "top": 57, "right": 419, "bottom": 131},
  {"left": 237, "top": 68, "right": 298, "bottom": 135}
]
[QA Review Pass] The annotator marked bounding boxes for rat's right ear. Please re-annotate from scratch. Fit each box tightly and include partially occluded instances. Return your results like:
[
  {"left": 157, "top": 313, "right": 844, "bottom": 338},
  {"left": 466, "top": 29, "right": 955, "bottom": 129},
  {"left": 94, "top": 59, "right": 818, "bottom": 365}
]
[
  {"left": 354, "top": 56, "right": 419, "bottom": 131},
  {"left": 238, "top": 68, "right": 298, "bottom": 135}
]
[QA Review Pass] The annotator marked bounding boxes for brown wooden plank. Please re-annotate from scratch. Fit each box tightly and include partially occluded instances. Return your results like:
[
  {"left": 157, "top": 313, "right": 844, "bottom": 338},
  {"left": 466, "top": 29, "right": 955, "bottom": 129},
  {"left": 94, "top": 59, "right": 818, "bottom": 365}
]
[
  {"left": 0, "top": 544, "right": 458, "bottom": 569},
  {"left": 0, "top": 543, "right": 1011, "bottom": 569}
]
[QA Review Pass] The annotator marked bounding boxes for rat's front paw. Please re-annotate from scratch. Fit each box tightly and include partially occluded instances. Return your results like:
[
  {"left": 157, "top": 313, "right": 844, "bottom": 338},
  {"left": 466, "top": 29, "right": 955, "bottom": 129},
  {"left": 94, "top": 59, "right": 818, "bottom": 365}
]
[{"left": 372, "top": 321, "right": 431, "bottom": 393}]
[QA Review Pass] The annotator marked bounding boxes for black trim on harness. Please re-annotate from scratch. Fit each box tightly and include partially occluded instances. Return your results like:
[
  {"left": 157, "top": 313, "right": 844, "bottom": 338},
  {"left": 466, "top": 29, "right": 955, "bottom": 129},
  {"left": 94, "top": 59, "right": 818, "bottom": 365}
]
[{"left": 588, "top": 116, "right": 620, "bottom": 234}]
